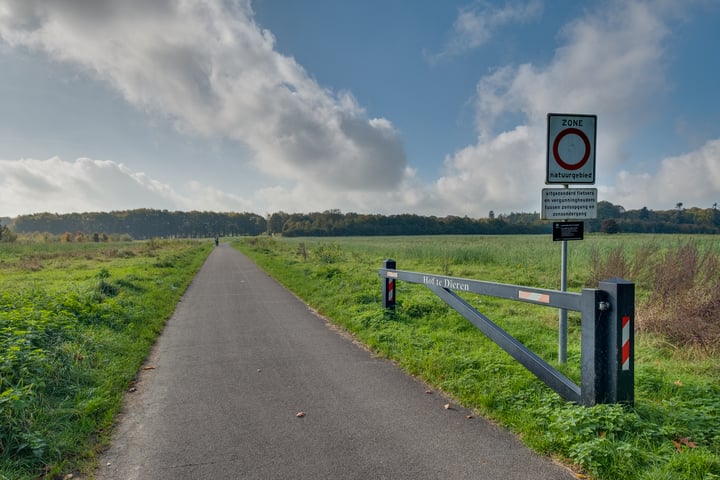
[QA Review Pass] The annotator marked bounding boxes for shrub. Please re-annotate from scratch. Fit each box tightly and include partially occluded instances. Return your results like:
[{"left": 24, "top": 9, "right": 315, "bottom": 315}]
[
  {"left": 314, "top": 242, "right": 343, "bottom": 264},
  {"left": 640, "top": 242, "right": 720, "bottom": 353},
  {"left": 591, "top": 240, "right": 720, "bottom": 352},
  {"left": 0, "top": 226, "right": 17, "bottom": 243}
]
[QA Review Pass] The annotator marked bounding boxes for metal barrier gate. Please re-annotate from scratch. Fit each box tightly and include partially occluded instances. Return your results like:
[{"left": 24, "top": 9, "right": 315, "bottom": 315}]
[{"left": 379, "top": 259, "right": 634, "bottom": 407}]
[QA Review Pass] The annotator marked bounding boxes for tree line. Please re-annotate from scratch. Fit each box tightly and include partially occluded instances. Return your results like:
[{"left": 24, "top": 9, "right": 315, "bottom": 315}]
[
  {"left": 268, "top": 210, "right": 548, "bottom": 236},
  {"left": 592, "top": 201, "right": 720, "bottom": 234},
  {"left": 7, "top": 202, "right": 720, "bottom": 240},
  {"left": 11, "top": 210, "right": 266, "bottom": 239},
  {"left": 268, "top": 202, "right": 720, "bottom": 236}
]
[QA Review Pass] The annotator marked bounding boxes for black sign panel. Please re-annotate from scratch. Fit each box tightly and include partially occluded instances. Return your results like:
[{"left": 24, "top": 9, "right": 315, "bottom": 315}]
[{"left": 553, "top": 221, "right": 584, "bottom": 241}]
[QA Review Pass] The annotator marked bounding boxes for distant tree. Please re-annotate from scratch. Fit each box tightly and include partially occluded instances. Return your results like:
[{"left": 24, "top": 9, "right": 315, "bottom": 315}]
[
  {"left": 488, "top": 210, "right": 495, "bottom": 219},
  {"left": 0, "top": 225, "right": 17, "bottom": 243},
  {"left": 675, "top": 202, "right": 685, "bottom": 223},
  {"left": 639, "top": 206, "right": 650, "bottom": 220},
  {"left": 601, "top": 219, "right": 620, "bottom": 234},
  {"left": 597, "top": 201, "right": 624, "bottom": 219}
]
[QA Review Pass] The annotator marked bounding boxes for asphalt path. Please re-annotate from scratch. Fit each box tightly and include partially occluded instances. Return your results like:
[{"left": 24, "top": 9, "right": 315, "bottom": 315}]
[{"left": 95, "top": 243, "right": 575, "bottom": 479}]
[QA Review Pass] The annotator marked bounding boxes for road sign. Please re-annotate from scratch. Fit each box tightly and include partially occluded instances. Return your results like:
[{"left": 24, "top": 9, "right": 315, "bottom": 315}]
[
  {"left": 541, "top": 188, "right": 597, "bottom": 220},
  {"left": 553, "top": 221, "right": 584, "bottom": 241},
  {"left": 547, "top": 113, "right": 596, "bottom": 184}
]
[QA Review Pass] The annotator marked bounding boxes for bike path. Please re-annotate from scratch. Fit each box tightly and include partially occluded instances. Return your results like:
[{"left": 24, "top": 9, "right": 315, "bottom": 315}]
[{"left": 96, "top": 243, "right": 575, "bottom": 479}]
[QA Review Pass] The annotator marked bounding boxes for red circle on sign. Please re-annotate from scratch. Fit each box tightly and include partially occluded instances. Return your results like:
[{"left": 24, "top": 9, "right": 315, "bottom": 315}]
[{"left": 552, "top": 128, "right": 591, "bottom": 171}]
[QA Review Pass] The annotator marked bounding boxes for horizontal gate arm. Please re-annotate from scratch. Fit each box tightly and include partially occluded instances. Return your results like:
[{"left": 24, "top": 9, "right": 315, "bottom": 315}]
[
  {"left": 378, "top": 268, "right": 583, "bottom": 311},
  {"left": 428, "top": 284, "right": 582, "bottom": 403}
]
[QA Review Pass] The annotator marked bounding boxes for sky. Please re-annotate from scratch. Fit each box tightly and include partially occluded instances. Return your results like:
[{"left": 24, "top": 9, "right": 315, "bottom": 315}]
[{"left": 0, "top": 0, "right": 719, "bottom": 219}]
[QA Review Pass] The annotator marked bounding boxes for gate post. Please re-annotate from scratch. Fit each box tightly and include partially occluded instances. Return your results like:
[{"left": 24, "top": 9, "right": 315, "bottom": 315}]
[
  {"left": 582, "top": 278, "right": 634, "bottom": 406},
  {"left": 599, "top": 278, "right": 634, "bottom": 406},
  {"left": 382, "top": 259, "right": 396, "bottom": 310},
  {"left": 580, "top": 288, "right": 606, "bottom": 406}
]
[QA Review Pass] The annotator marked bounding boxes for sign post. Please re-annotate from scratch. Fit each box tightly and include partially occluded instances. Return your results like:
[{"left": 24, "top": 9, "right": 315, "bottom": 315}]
[{"left": 544, "top": 113, "right": 597, "bottom": 364}]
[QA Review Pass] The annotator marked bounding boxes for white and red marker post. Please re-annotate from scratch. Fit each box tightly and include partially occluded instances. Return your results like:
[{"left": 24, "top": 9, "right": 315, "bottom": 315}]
[{"left": 382, "top": 259, "right": 396, "bottom": 310}]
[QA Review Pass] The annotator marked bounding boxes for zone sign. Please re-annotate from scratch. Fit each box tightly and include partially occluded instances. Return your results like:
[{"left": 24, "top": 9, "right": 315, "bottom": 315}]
[{"left": 546, "top": 113, "right": 596, "bottom": 184}]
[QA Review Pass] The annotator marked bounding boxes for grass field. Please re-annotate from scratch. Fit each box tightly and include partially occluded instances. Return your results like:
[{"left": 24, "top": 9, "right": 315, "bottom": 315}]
[
  {"left": 0, "top": 239, "right": 212, "bottom": 480},
  {"left": 2, "top": 234, "right": 718, "bottom": 479},
  {"left": 234, "top": 234, "right": 720, "bottom": 480}
]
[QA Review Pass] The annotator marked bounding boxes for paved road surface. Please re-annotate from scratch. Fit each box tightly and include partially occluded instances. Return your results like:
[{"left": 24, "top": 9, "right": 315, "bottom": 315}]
[{"left": 96, "top": 244, "right": 575, "bottom": 479}]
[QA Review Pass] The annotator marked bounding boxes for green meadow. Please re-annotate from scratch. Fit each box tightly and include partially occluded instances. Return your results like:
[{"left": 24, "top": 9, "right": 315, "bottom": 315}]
[
  {"left": 235, "top": 234, "right": 720, "bottom": 480},
  {"left": 0, "top": 240, "right": 211, "bottom": 480},
  {"left": 1, "top": 234, "right": 719, "bottom": 479}
]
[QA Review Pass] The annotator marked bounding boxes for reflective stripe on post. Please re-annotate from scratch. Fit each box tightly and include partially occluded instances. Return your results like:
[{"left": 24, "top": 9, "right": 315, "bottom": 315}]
[{"left": 621, "top": 315, "right": 631, "bottom": 371}]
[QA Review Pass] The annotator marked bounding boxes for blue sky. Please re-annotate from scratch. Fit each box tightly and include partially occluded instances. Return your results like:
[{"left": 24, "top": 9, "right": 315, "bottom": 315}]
[{"left": 1, "top": 0, "right": 719, "bottom": 218}]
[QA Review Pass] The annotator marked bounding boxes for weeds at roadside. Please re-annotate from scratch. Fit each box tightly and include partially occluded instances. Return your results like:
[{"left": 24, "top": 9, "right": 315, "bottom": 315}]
[{"left": 590, "top": 240, "right": 720, "bottom": 353}]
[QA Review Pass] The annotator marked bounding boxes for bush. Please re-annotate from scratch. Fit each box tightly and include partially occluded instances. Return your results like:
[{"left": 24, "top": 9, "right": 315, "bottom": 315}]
[
  {"left": 314, "top": 242, "right": 343, "bottom": 264},
  {"left": 590, "top": 240, "right": 720, "bottom": 352},
  {"left": 0, "top": 226, "right": 17, "bottom": 243},
  {"left": 640, "top": 241, "right": 720, "bottom": 353}
]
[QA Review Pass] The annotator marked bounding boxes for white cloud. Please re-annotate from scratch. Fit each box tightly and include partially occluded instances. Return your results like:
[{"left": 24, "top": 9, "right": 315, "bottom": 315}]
[
  {"left": 186, "top": 181, "right": 255, "bottom": 212},
  {"left": 0, "top": 0, "right": 405, "bottom": 195},
  {"left": 0, "top": 157, "right": 186, "bottom": 216},
  {"left": 426, "top": 0, "right": 680, "bottom": 216},
  {"left": 609, "top": 139, "right": 720, "bottom": 210},
  {"left": 428, "top": 0, "right": 542, "bottom": 63},
  {"left": 0, "top": 154, "right": 270, "bottom": 217}
]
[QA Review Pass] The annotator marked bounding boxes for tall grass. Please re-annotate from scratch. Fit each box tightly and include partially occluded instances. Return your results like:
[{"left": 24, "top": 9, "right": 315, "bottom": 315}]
[
  {"left": 588, "top": 239, "right": 720, "bottom": 354},
  {"left": 236, "top": 234, "right": 720, "bottom": 480}
]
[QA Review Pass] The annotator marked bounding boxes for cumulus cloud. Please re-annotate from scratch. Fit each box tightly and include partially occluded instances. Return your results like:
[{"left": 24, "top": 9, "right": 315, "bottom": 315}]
[
  {"left": 0, "top": 0, "right": 405, "bottom": 193},
  {"left": 427, "top": 0, "right": 675, "bottom": 216},
  {"left": 0, "top": 156, "right": 254, "bottom": 217},
  {"left": 608, "top": 139, "right": 720, "bottom": 211}
]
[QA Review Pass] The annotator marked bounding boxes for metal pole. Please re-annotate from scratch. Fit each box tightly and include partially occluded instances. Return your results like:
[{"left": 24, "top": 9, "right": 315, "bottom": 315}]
[
  {"left": 559, "top": 239, "right": 568, "bottom": 364},
  {"left": 558, "top": 183, "right": 571, "bottom": 365}
]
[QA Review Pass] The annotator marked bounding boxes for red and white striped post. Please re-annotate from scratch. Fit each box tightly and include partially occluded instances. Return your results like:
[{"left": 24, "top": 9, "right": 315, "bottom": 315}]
[
  {"left": 621, "top": 315, "right": 631, "bottom": 372},
  {"left": 382, "top": 259, "right": 396, "bottom": 310},
  {"left": 599, "top": 278, "right": 634, "bottom": 405}
]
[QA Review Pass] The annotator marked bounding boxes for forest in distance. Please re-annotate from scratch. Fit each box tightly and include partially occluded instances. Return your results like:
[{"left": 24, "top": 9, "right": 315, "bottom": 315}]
[{"left": 4, "top": 201, "right": 720, "bottom": 240}]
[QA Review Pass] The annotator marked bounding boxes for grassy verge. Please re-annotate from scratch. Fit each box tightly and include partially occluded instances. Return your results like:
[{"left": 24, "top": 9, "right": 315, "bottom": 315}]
[
  {"left": 234, "top": 235, "right": 720, "bottom": 480},
  {"left": 0, "top": 239, "right": 212, "bottom": 479}
]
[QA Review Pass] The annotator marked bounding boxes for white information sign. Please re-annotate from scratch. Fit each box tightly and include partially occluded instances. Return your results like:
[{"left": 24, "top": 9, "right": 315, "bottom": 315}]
[
  {"left": 546, "top": 113, "right": 596, "bottom": 184},
  {"left": 541, "top": 188, "right": 598, "bottom": 220}
]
